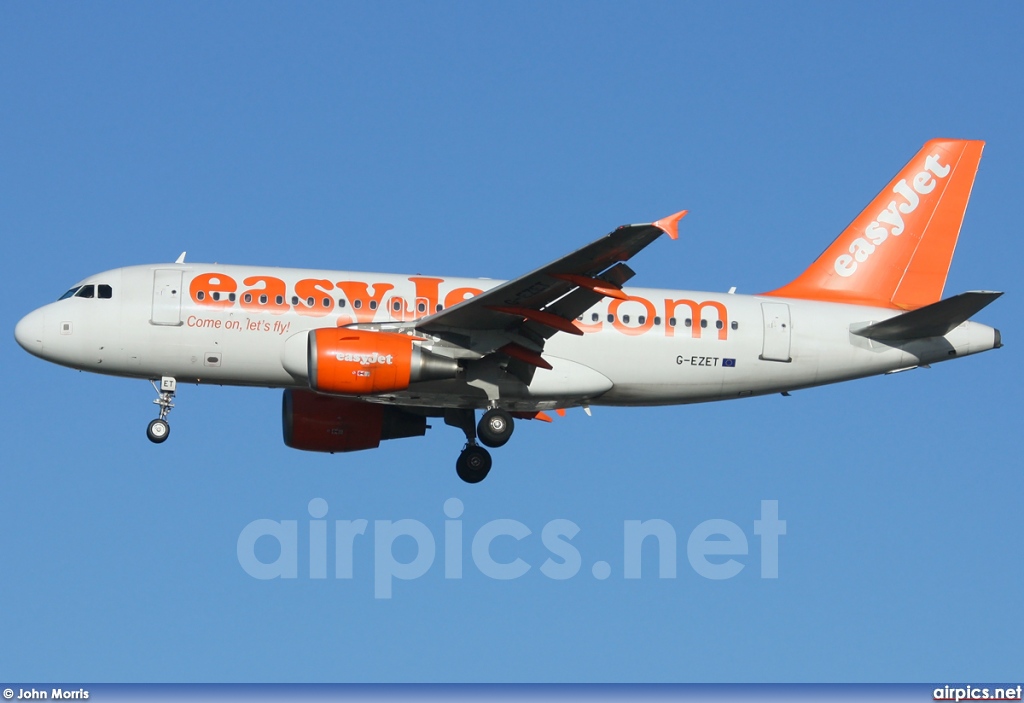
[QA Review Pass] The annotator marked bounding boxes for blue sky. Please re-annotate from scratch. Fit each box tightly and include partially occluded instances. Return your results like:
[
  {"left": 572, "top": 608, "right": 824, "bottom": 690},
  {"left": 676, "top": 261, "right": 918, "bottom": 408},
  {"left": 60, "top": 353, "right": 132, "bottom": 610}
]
[{"left": 1, "top": 1, "right": 1021, "bottom": 683}]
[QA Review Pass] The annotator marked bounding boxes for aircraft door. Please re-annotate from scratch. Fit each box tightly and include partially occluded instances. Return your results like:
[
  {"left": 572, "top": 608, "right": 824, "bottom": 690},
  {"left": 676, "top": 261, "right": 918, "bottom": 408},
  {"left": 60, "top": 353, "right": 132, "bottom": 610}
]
[
  {"left": 151, "top": 269, "right": 184, "bottom": 326},
  {"left": 760, "top": 302, "right": 791, "bottom": 362}
]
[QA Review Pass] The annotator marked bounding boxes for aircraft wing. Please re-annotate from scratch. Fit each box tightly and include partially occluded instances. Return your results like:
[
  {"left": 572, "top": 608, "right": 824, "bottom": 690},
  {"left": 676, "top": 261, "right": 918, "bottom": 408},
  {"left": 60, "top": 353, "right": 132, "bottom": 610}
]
[{"left": 415, "top": 211, "right": 686, "bottom": 354}]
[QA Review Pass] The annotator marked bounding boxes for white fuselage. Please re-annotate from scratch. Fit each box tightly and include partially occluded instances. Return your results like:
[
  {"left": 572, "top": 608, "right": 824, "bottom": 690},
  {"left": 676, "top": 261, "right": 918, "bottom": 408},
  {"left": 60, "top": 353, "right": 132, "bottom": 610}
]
[{"left": 14, "top": 263, "right": 1000, "bottom": 412}]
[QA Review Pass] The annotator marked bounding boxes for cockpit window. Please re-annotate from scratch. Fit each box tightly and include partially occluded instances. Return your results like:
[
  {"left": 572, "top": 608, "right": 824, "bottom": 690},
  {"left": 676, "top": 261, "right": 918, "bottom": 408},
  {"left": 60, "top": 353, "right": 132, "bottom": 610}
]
[{"left": 58, "top": 283, "right": 112, "bottom": 301}]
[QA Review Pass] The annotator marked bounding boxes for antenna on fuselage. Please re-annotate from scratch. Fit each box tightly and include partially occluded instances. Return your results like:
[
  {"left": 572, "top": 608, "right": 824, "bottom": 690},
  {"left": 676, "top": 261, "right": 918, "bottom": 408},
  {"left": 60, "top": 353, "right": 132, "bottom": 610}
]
[{"left": 175, "top": 252, "right": 186, "bottom": 264}]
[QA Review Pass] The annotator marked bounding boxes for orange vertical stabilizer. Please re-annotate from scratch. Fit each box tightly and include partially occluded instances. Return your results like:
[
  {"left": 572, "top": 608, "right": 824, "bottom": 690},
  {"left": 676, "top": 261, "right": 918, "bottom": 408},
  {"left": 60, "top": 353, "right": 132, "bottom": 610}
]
[{"left": 764, "top": 139, "right": 985, "bottom": 310}]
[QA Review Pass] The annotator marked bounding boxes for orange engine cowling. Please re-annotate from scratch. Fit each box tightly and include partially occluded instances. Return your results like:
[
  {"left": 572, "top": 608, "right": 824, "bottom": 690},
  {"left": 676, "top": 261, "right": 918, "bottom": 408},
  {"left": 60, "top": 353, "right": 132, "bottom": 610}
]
[
  {"left": 308, "top": 329, "right": 459, "bottom": 395},
  {"left": 282, "top": 389, "right": 428, "bottom": 453}
]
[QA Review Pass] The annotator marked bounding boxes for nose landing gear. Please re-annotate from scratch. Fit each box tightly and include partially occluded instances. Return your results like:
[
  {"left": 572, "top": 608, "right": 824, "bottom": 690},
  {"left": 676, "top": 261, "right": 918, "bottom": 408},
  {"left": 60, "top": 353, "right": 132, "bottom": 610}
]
[
  {"left": 146, "top": 418, "right": 170, "bottom": 443},
  {"left": 147, "top": 376, "right": 176, "bottom": 444}
]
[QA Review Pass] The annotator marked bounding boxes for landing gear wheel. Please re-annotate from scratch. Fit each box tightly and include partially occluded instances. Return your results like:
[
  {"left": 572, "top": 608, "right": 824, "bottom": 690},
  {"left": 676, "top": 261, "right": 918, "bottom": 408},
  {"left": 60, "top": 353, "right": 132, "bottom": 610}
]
[
  {"left": 147, "top": 418, "right": 170, "bottom": 444},
  {"left": 477, "top": 409, "right": 514, "bottom": 448},
  {"left": 148, "top": 376, "right": 176, "bottom": 445},
  {"left": 456, "top": 445, "right": 492, "bottom": 483}
]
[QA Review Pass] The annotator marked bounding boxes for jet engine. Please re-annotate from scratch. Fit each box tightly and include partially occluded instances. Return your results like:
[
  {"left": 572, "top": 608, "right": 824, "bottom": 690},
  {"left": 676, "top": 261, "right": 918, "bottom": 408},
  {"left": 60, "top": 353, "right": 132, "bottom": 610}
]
[
  {"left": 283, "top": 328, "right": 460, "bottom": 394},
  {"left": 282, "top": 389, "right": 428, "bottom": 453}
]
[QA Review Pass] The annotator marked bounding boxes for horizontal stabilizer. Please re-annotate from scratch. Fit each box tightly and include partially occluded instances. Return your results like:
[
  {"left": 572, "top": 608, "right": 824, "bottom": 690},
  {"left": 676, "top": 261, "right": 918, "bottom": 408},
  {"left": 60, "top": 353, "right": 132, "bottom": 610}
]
[{"left": 852, "top": 291, "right": 1002, "bottom": 341}]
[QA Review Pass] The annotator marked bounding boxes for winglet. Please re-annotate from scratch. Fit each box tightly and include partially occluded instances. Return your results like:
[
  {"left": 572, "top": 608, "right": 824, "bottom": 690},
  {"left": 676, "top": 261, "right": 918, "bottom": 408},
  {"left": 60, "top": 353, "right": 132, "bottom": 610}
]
[
  {"left": 653, "top": 210, "right": 688, "bottom": 240},
  {"left": 175, "top": 251, "right": 187, "bottom": 264}
]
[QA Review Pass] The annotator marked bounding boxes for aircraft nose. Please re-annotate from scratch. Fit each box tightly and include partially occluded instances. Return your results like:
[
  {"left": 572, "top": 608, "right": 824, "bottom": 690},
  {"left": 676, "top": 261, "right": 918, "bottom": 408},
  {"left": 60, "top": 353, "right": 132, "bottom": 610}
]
[{"left": 14, "top": 309, "right": 44, "bottom": 356}]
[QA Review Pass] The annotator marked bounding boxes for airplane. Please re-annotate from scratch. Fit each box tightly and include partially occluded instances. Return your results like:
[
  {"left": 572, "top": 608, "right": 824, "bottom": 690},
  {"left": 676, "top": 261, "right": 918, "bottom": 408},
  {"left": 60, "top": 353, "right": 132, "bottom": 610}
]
[{"left": 14, "top": 139, "right": 1002, "bottom": 483}]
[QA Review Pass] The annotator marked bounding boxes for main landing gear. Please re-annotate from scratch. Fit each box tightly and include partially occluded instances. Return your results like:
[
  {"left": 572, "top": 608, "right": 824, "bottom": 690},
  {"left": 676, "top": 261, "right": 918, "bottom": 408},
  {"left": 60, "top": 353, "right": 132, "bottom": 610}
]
[
  {"left": 478, "top": 408, "right": 514, "bottom": 448},
  {"left": 446, "top": 407, "right": 516, "bottom": 483},
  {"left": 147, "top": 376, "right": 176, "bottom": 444},
  {"left": 456, "top": 445, "right": 492, "bottom": 484}
]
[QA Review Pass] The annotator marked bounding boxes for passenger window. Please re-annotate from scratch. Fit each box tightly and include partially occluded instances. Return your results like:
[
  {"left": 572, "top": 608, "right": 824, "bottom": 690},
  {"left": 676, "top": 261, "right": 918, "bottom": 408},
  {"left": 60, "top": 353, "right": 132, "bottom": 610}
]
[
  {"left": 393, "top": 300, "right": 402, "bottom": 312},
  {"left": 244, "top": 293, "right": 253, "bottom": 303},
  {"left": 654, "top": 316, "right": 661, "bottom": 325},
  {"left": 75, "top": 285, "right": 95, "bottom": 299},
  {"left": 197, "top": 291, "right": 206, "bottom": 301},
  {"left": 338, "top": 299, "right": 347, "bottom": 308},
  {"left": 354, "top": 300, "right": 362, "bottom": 309},
  {"left": 685, "top": 318, "right": 692, "bottom": 327},
  {"left": 731, "top": 321, "right": 738, "bottom": 330},
  {"left": 591, "top": 313, "right": 599, "bottom": 322},
  {"left": 622, "top": 314, "right": 630, "bottom": 324},
  {"left": 436, "top": 304, "right": 444, "bottom": 312},
  {"left": 98, "top": 285, "right": 113, "bottom": 299},
  {"left": 716, "top": 320, "right": 723, "bottom": 329},
  {"left": 259, "top": 294, "right": 268, "bottom": 304},
  {"left": 322, "top": 297, "right": 331, "bottom": 307},
  {"left": 669, "top": 317, "right": 676, "bottom": 327},
  {"left": 211, "top": 292, "right": 220, "bottom": 301},
  {"left": 307, "top": 297, "right": 315, "bottom": 307},
  {"left": 417, "top": 302, "right": 426, "bottom": 313},
  {"left": 369, "top": 300, "right": 378, "bottom": 310},
  {"left": 291, "top": 296, "right": 299, "bottom": 306},
  {"left": 607, "top": 314, "right": 614, "bottom": 323},
  {"left": 229, "top": 293, "right": 236, "bottom": 302},
  {"left": 700, "top": 319, "right": 708, "bottom": 328},
  {"left": 638, "top": 315, "right": 646, "bottom": 325},
  {"left": 275, "top": 295, "right": 284, "bottom": 305}
]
